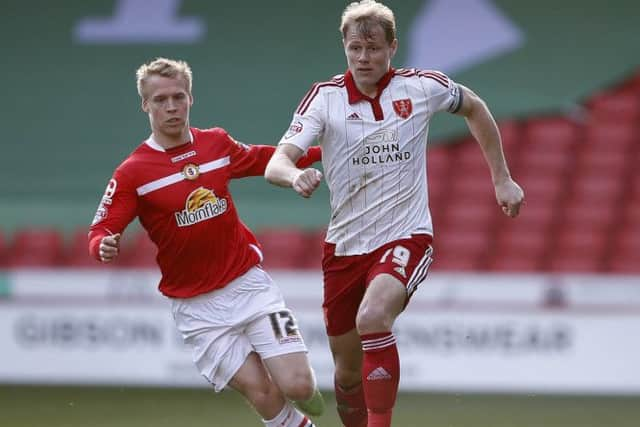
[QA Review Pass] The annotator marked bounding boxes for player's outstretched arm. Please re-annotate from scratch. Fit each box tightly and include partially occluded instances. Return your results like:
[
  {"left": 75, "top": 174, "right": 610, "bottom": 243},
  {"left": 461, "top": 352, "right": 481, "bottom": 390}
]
[
  {"left": 456, "top": 85, "right": 524, "bottom": 217},
  {"left": 265, "top": 143, "right": 322, "bottom": 198}
]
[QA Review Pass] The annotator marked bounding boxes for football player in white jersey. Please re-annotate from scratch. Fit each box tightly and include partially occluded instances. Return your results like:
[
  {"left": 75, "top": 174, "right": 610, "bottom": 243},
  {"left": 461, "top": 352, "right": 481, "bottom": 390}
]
[{"left": 266, "top": 1, "right": 524, "bottom": 426}]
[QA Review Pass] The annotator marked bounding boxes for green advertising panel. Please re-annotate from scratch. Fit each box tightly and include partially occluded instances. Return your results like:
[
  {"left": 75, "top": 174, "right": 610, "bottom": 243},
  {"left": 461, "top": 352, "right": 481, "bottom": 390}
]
[{"left": 1, "top": 0, "right": 638, "bottom": 231}]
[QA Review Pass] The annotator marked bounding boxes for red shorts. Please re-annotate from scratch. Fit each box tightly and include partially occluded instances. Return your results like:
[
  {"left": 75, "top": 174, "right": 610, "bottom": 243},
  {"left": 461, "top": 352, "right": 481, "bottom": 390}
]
[{"left": 321, "top": 234, "right": 434, "bottom": 336}]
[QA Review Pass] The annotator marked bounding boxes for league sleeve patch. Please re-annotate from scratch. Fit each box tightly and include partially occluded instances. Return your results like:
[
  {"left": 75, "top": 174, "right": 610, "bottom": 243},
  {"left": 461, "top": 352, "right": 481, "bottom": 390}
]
[{"left": 284, "top": 120, "right": 304, "bottom": 139}]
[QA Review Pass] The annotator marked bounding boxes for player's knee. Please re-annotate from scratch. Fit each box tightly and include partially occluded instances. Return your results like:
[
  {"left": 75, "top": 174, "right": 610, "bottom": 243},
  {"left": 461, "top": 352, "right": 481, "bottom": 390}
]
[
  {"left": 243, "top": 379, "right": 282, "bottom": 409},
  {"left": 279, "top": 369, "right": 315, "bottom": 401},
  {"left": 355, "top": 304, "right": 392, "bottom": 333},
  {"left": 335, "top": 366, "right": 362, "bottom": 390}
]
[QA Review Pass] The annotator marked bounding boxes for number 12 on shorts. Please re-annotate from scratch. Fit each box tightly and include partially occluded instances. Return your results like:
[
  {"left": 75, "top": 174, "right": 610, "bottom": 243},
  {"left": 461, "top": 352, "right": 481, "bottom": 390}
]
[
  {"left": 269, "top": 309, "right": 300, "bottom": 339},
  {"left": 380, "top": 245, "right": 410, "bottom": 278}
]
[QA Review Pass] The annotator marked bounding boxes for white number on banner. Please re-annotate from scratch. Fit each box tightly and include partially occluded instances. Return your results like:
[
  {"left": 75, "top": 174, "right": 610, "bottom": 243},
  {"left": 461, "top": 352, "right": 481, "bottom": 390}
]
[{"left": 73, "top": 0, "right": 205, "bottom": 44}]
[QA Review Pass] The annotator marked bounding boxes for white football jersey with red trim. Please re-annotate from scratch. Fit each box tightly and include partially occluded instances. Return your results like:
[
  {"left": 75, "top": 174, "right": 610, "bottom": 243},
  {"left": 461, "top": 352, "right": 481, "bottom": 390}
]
[{"left": 279, "top": 68, "right": 463, "bottom": 256}]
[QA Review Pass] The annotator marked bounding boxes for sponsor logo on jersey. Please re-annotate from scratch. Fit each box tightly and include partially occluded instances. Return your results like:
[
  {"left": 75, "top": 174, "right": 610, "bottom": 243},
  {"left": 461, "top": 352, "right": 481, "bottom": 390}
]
[
  {"left": 392, "top": 98, "right": 412, "bottom": 119},
  {"left": 284, "top": 120, "right": 303, "bottom": 139},
  {"left": 182, "top": 163, "right": 200, "bottom": 180},
  {"left": 171, "top": 150, "right": 196, "bottom": 163},
  {"left": 351, "top": 128, "right": 412, "bottom": 166},
  {"left": 346, "top": 112, "right": 362, "bottom": 121},
  {"left": 175, "top": 187, "right": 227, "bottom": 227}
]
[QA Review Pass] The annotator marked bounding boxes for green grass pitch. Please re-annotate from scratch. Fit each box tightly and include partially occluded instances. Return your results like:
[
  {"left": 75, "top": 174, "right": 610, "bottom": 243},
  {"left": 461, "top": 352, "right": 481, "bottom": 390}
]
[{"left": 1, "top": 386, "right": 639, "bottom": 427}]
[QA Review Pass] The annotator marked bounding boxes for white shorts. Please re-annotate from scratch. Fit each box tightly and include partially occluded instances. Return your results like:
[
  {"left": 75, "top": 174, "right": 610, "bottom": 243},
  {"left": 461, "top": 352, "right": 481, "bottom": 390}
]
[{"left": 171, "top": 266, "right": 308, "bottom": 392}]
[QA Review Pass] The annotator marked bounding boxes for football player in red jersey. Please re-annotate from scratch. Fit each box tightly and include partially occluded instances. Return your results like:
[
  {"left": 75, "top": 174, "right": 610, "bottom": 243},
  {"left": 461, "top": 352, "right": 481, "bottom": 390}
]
[
  {"left": 89, "top": 58, "right": 323, "bottom": 427},
  {"left": 266, "top": 1, "right": 524, "bottom": 426}
]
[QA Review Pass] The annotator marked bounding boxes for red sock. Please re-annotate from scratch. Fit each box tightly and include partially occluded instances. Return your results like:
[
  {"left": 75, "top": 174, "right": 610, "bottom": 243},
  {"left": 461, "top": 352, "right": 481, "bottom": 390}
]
[
  {"left": 361, "top": 332, "right": 399, "bottom": 427},
  {"left": 334, "top": 378, "right": 367, "bottom": 427}
]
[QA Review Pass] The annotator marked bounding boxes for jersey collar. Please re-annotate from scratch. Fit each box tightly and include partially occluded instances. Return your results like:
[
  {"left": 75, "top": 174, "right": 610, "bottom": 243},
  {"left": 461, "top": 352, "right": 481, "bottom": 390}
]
[
  {"left": 145, "top": 129, "right": 194, "bottom": 152},
  {"left": 345, "top": 68, "right": 395, "bottom": 105}
]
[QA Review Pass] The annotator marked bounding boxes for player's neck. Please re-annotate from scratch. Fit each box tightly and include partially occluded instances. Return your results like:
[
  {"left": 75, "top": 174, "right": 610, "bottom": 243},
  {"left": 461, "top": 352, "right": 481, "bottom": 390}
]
[
  {"left": 356, "top": 82, "right": 378, "bottom": 99},
  {"left": 152, "top": 127, "right": 191, "bottom": 150}
]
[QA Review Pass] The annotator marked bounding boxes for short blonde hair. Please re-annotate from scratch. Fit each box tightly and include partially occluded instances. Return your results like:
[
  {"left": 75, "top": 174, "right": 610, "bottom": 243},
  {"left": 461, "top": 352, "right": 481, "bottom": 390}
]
[
  {"left": 340, "top": 0, "right": 396, "bottom": 44},
  {"left": 136, "top": 57, "right": 193, "bottom": 99}
]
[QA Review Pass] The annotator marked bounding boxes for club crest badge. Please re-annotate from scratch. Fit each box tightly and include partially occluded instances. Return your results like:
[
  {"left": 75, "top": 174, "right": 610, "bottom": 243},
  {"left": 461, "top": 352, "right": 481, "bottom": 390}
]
[
  {"left": 392, "top": 99, "right": 412, "bottom": 119},
  {"left": 182, "top": 163, "right": 200, "bottom": 180}
]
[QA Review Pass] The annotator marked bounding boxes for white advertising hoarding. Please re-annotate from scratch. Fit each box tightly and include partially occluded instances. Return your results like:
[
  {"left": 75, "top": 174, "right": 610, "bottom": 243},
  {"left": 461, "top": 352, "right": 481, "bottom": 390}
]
[{"left": 0, "top": 270, "right": 639, "bottom": 394}]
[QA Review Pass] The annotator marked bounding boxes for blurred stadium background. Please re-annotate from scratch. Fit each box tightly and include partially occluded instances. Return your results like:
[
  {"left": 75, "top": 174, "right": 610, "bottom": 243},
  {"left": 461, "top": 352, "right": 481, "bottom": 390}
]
[{"left": 1, "top": 0, "right": 639, "bottom": 426}]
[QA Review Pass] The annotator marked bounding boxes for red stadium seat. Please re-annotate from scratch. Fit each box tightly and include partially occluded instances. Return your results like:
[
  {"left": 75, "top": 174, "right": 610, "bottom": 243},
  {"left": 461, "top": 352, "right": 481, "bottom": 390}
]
[
  {"left": 65, "top": 227, "right": 103, "bottom": 268},
  {"left": 575, "top": 148, "right": 628, "bottom": 172},
  {"left": 256, "top": 228, "right": 311, "bottom": 270},
  {"left": 547, "top": 228, "right": 607, "bottom": 272},
  {"left": 584, "top": 121, "right": 637, "bottom": 150},
  {"left": 522, "top": 117, "right": 581, "bottom": 150},
  {"left": 494, "top": 228, "right": 548, "bottom": 256},
  {"left": 449, "top": 173, "right": 496, "bottom": 200},
  {"left": 566, "top": 175, "right": 624, "bottom": 204},
  {"left": 517, "top": 149, "right": 575, "bottom": 174},
  {"left": 431, "top": 228, "right": 491, "bottom": 271},
  {"left": 120, "top": 230, "right": 158, "bottom": 268},
  {"left": 427, "top": 146, "right": 451, "bottom": 179},
  {"left": 559, "top": 199, "right": 617, "bottom": 231},
  {"left": 488, "top": 252, "right": 543, "bottom": 272},
  {"left": 0, "top": 230, "right": 6, "bottom": 267},
  {"left": 607, "top": 225, "right": 640, "bottom": 273},
  {"left": 617, "top": 69, "right": 640, "bottom": 95},
  {"left": 515, "top": 172, "right": 567, "bottom": 205},
  {"left": 498, "top": 120, "right": 522, "bottom": 150},
  {"left": 587, "top": 91, "right": 640, "bottom": 122},
  {"left": 299, "top": 228, "right": 326, "bottom": 270},
  {"left": 6, "top": 228, "right": 65, "bottom": 267},
  {"left": 495, "top": 205, "right": 556, "bottom": 235},
  {"left": 441, "top": 199, "right": 498, "bottom": 231}
]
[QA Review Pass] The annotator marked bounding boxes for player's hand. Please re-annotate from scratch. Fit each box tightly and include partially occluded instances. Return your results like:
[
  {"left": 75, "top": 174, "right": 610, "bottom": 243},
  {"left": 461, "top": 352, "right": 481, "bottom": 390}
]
[
  {"left": 99, "top": 233, "right": 121, "bottom": 263},
  {"left": 495, "top": 178, "right": 524, "bottom": 218},
  {"left": 292, "top": 168, "right": 322, "bottom": 198}
]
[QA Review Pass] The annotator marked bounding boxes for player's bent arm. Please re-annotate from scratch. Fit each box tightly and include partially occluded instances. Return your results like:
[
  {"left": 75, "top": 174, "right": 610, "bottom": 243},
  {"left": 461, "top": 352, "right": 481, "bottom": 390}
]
[
  {"left": 265, "top": 144, "right": 323, "bottom": 198},
  {"left": 456, "top": 85, "right": 525, "bottom": 217},
  {"left": 265, "top": 143, "right": 306, "bottom": 187},
  {"left": 455, "top": 85, "right": 511, "bottom": 185}
]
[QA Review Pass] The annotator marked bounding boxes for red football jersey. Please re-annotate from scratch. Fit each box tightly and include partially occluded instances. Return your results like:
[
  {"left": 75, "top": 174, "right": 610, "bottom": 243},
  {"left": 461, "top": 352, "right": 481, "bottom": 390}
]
[{"left": 89, "top": 127, "right": 320, "bottom": 298}]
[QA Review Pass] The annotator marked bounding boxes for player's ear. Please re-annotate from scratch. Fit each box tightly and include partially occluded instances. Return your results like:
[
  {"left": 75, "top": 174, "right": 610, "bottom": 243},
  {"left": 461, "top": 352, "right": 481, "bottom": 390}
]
[
  {"left": 390, "top": 39, "right": 398, "bottom": 58},
  {"left": 141, "top": 98, "right": 149, "bottom": 113}
]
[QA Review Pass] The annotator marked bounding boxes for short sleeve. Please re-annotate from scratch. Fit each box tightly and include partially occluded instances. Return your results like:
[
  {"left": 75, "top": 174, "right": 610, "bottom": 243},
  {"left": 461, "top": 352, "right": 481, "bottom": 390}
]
[
  {"left": 278, "top": 83, "right": 326, "bottom": 152},
  {"left": 418, "top": 70, "right": 463, "bottom": 114}
]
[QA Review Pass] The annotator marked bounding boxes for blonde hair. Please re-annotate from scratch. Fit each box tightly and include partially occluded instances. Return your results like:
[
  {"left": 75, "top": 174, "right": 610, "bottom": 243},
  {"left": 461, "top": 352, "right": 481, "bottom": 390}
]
[
  {"left": 340, "top": 0, "right": 396, "bottom": 44},
  {"left": 136, "top": 57, "right": 193, "bottom": 99}
]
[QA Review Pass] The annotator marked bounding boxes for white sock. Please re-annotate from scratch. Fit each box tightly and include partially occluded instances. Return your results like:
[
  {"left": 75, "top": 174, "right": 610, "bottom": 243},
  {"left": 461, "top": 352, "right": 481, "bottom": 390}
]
[{"left": 262, "top": 402, "right": 314, "bottom": 427}]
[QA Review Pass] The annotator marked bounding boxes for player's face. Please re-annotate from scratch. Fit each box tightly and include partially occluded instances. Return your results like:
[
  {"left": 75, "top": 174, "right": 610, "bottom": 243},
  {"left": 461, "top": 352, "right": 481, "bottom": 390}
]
[
  {"left": 142, "top": 75, "right": 193, "bottom": 138},
  {"left": 343, "top": 24, "right": 397, "bottom": 97}
]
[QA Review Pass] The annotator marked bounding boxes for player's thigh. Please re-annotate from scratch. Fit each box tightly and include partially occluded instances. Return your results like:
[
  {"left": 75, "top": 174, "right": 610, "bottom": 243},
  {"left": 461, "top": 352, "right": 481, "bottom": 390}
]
[
  {"left": 228, "top": 351, "right": 277, "bottom": 396},
  {"left": 357, "top": 273, "right": 406, "bottom": 330}
]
